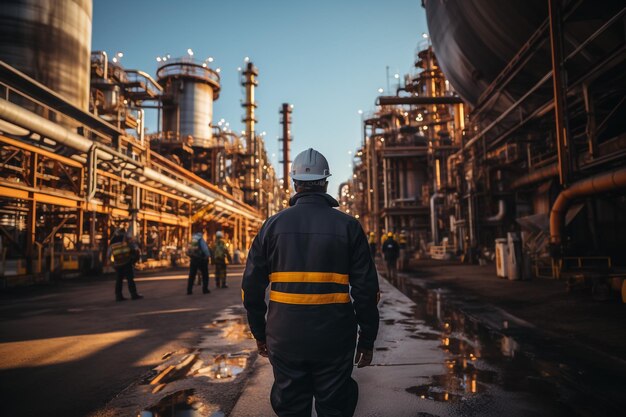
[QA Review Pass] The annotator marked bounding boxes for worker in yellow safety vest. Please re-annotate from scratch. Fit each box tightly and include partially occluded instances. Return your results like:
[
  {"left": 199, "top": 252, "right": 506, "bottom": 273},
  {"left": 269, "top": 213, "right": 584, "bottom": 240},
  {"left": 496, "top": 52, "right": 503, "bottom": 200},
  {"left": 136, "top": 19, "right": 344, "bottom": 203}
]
[
  {"left": 368, "top": 231, "right": 377, "bottom": 258},
  {"left": 108, "top": 228, "right": 143, "bottom": 302},
  {"left": 242, "top": 148, "right": 380, "bottom": 417}
]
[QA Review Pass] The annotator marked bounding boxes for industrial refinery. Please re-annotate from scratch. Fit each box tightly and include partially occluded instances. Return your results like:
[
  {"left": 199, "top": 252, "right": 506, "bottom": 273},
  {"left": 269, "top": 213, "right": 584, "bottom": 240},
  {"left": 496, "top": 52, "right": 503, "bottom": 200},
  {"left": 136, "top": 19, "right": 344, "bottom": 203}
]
[
  {"left": 341, "top": 0, "right": 626, "bottom": 286},
  {"left": 0, "top": 1, "right": 291, "bottom": 281},
  {"left": 1, "top": 1, "right": 625, "bottom": 417}
]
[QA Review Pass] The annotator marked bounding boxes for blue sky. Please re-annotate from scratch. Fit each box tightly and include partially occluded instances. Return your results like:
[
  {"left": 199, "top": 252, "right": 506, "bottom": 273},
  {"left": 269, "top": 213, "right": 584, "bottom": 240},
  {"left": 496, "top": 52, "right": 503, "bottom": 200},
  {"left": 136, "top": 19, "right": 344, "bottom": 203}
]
[{"left": 92, "top": 0, "right": 428, "bottom": 194}]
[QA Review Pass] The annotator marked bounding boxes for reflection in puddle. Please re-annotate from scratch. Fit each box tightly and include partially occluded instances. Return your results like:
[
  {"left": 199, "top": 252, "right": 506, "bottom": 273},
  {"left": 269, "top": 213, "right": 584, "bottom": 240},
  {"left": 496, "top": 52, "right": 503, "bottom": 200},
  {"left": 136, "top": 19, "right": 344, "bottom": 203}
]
[
  {"left": 202, "top": 307, "right": 253, "bottom": 345},
  {"left": 390, "top": 275, "right": 521, "bottom": 403},
  {"left": 406, "top": 383, "right": 462, "bottom": 402},
  {"left": 409, "top": 332, "right": 440, "bottom": 340},
  {"left": 195, "top": 353, "right": 248, "bottom": 381},
  {"left": 139, "top": 389, "right": 206, "bottom": 417},
  {"left": 139, "top": 389, "right": 226, "bottom": 417}
]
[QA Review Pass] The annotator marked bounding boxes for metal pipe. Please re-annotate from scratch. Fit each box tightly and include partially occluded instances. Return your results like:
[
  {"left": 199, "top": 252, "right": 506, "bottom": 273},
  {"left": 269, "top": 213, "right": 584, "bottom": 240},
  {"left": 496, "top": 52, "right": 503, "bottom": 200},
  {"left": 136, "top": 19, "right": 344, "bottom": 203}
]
[
  {"left": 446, "top": 153, "right": 458, "bottom": 188},
  {"left": 511, "top": 163, "right": 559, "bottom": 188},
  {"left": 467, "top": 192, "right": 476, "bottom": 246},
  {"left": 377, "top": 96, "right": 464, "bottom": 106},
  {"left": 550, "top": 166, "right": 626, "bottom": 247},
  {"left": 485, "top": 199, "right": 506, "bottom": 223},
  {"left": 430, "top": 193, "right": 444, "bottom": 244},
  {"left": 0, "top": 98, "right": 112, "bottom": 161},
  {"left": 549, "top": 0, "right": 573, "bottom": 186},
  {"left": 0, "top": 96, "right": 261, "bottom": 222}
]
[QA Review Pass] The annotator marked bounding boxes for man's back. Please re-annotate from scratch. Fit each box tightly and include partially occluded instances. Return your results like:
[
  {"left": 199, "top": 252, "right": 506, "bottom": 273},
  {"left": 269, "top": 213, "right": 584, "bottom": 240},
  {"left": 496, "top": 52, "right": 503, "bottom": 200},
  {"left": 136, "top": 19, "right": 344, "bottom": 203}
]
[
  {"left": 243, "top": 192, "right": 379, "bottom": 361},
  {"left": 242, "top": 148, "right": 379, "bottom": 417}
]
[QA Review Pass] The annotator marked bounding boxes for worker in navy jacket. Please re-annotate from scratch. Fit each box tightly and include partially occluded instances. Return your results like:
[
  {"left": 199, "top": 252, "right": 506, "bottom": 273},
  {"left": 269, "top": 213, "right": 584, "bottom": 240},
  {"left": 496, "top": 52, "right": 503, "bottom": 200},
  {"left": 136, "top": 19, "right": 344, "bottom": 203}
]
[{"left": 242, "top": 148, "right": 380, "bottom": 417}]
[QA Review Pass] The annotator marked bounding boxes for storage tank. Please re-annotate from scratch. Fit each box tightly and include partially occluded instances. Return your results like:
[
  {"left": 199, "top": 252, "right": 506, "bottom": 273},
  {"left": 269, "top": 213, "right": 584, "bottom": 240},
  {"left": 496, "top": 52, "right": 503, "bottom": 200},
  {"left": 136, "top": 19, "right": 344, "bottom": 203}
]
[
  {"left": 157, "top": 60, "right": 221, "bottom": 148},
  {"left": 0, "top": 0, "right": 93, "bottom": 111},
  {"left": 423, "top": 0, "right": 624, "bottom": 120}
]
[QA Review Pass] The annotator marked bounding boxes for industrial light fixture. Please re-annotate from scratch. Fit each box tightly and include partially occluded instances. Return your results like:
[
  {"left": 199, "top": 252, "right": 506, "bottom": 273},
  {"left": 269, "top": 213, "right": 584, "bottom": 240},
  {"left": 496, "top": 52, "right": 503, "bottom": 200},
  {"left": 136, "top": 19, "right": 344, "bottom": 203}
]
[
  {"left": 187, "top": 48, "right": 194, "bottom": 56},
  {"left": 377, "top": 88, "right": 384, "bottom": 94}
]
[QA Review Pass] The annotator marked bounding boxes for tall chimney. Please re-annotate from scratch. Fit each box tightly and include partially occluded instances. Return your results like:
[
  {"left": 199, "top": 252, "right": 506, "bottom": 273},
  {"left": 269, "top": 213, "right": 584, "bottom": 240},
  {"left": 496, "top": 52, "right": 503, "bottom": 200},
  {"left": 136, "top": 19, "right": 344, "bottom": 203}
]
[
  {"left": 241, "top": 62, "right": 259, "bottom": 205},
  {"left": 279, "top": 103, "right": 292, "bottom": 192}
]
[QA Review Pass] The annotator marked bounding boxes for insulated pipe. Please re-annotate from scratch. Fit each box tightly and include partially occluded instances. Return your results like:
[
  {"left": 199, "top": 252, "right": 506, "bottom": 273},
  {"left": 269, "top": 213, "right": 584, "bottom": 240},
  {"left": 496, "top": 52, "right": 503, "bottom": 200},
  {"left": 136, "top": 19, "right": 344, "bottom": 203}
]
[
  {"left": 485, "top": 199, "right": 506, "bottom": 223},
  {"left": 550, "top": 166, "right": 626, "bottom": 246},
  {"left": 0, "top": 98, "right": 112, "bottom": 161},
  {"left": 430, "top": 193, "right": 444, "bottom": 244}
]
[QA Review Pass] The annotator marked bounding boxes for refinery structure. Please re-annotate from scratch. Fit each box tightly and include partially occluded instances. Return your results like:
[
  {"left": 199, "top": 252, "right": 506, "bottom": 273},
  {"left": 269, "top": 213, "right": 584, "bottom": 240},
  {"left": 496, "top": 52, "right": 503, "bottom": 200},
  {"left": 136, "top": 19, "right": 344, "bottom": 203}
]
[
  {"left": 2, "top": 1, "right": 626, "bottom": 416},
  {"left": 0, "top": 0, "right": 624, "bottom": 291},
  {"left": 0, "top": 0, "right": 292, "bottom": 283},
  {"left": 340, "top": 0, "right": 625, "bottom": 287}
]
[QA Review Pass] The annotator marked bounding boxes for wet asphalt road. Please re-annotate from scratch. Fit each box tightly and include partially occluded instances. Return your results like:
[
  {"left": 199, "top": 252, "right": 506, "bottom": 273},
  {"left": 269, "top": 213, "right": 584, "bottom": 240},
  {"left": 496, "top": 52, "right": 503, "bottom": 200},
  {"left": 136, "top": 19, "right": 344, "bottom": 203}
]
[
  {"left": 1, "top": 266, "right": 625, "bottom": 417},
  {"left": 0, "top": 266, "right": 248, "bottom": 417}
]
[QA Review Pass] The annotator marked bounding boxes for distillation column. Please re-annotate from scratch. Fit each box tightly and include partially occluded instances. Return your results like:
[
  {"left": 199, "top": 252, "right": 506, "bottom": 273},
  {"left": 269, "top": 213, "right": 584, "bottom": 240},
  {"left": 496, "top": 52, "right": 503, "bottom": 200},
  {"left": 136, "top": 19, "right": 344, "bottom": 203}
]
[
  {"left": 279, "top": 103, "right": 292, "bottom": 193},
  {"left": 242, "top": 62, "right": 259, "bottom": 206}
]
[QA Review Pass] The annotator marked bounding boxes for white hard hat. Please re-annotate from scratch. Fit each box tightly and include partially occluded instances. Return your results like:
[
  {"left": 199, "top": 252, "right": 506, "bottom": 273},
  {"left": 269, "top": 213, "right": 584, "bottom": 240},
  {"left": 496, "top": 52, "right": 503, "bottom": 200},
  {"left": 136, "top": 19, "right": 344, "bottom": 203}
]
[
  {"left": 216, "top": 231, "right": 223, "bottom": 238},
  {"left": 290, "top": 148, "right": 331, "bottom": 181}
]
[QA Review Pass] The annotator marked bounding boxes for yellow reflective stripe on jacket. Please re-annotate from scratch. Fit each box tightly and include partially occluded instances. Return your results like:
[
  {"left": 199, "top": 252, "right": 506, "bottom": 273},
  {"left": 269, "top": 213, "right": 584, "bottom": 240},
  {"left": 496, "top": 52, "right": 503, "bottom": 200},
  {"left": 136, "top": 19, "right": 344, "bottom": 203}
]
[
  {"left": 269, "top": 272, "right": 349, "bottom": 285},
  {"left": 269, "top": 291, "right": 350, "bottom": 305}
]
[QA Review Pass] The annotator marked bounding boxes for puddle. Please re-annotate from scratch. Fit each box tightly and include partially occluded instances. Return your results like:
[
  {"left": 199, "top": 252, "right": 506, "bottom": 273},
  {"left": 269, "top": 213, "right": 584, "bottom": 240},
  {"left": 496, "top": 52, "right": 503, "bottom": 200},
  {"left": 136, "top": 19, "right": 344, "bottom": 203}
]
[
  {"left": 406, "top": 383, "right": 463, "bottom": 402},
  {"left": 195, "top": 353, "right": 248, "bottom": 381},
  {"left": 389, "top": 273, "right": 626, "bottom": 415},
  {"left": 139, "top": 389, "right": 208, "bottom": 417},
  {"left": 409, "top": 332, "right": 440, "bottom": 340},
  {"left": 201, "top": 307, "right": 253, "bottom": 345}
]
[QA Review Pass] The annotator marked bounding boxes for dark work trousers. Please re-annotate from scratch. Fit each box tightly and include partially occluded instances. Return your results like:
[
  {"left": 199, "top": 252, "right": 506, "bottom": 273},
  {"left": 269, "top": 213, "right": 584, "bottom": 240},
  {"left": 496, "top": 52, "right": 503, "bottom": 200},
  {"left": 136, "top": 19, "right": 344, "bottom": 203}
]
[
  {"left": 115, "top": 263, "right": 138, "bottom": 299},
  {"left": 385, "top": 258, "right": 398, "bottom": 280},
  {"left": 269, "top": 349, "right": 358, "bottom": 417},
  {"left": 215, "top": 262, "right": 227, "bottom": 288},
  {"left": 187, "top": 257, "right": 209, "bottom": 293}
]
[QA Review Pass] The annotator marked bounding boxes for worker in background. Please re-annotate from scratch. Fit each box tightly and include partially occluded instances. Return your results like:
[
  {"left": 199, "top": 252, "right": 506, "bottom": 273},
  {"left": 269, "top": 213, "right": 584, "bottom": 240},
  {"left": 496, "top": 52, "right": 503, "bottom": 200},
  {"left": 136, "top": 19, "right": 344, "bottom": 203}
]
[
  {"left": 212, "top": 231, "right": 232, "bottom": 288},
  {"left": 146, "top": 226, "right": 160, "bottom": 259},
  {"left": 187, "top": 225, "right": 211, "bottom": 295},
  {"left": 108, "top": 228, "right": 143, "bottom": 302},
  {"left": 368, "top": 231, "right": 377, "bottom": 258},
  {"left": 233, "top": 247, "right": 242, "bottom": 265},
  {"left": 398, "top": 230, "right": 408, "bottom": 271},
  {"left": 382, "top": 231, "right": 400, "bottom": 280},
  {"left": 242, "top": 148, "right": 380, "bottom": 417}
]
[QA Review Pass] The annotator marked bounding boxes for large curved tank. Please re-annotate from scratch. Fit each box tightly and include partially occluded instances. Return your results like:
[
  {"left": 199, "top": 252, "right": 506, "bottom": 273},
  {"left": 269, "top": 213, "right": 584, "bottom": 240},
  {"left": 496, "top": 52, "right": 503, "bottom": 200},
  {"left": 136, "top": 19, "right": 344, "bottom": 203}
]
[
  {"left": 157, "top": 60, "right": 221, "bottom": 148},
  {"left": 423, "top": 0, "right": 625, "bottom": 119},
  {"left": 0, "top": 0, "right": 93, "bottom": 111},
  {"left": 423, "top": 0, "right": 545, "bottom": 108}
]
